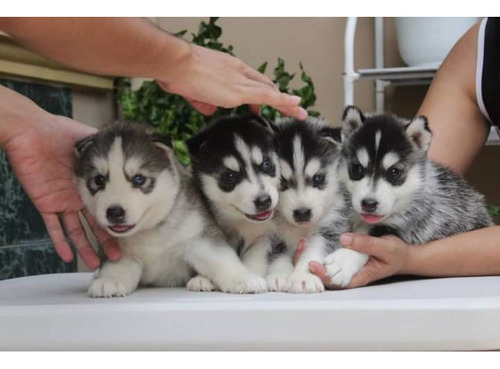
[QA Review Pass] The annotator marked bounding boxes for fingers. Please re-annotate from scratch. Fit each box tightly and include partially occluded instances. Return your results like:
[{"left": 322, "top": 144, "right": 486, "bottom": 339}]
[
  {"left": 62, "top": 212, "right": 100, "bottom": 270},
  {"left": 42, "top": 213, "right": 74, "bottom": 263},
  {"left": 275, "top": 105, "right": 308, "bottom": 120},
  {"left": 308, "top": 261, "right": 332, "bottom": 285},
  {"left": 347, "top": 269, "right": 373, "bottom": 288},
  {"left": 82, "top": 209, "right": 121, "bottom": 262},
  {"left": 340, "top": 233, "right": 389, "bottom": 258},
  {"left": 293, "top": 238, "right": 307, "bottom": 265},
  {"left": 243, "top": 65, "right": 277, "bottom": 89},
  {"left": 240, "top": 86, "right": 302, "bottom": 110},
  {"left": 249, "top": 104, "right": 261, "bottom": 116},
  {"left": 186, "top": 98, "right": 218, "bottom": 116}
]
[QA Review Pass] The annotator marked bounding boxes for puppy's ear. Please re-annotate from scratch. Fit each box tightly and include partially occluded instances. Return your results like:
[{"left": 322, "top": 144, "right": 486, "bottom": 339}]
[
  {"left": 186, "top": 130, "right": 208, "bottom": 158},
  {"left": 150, "top": 131, "right": 174, "bottom": 154},
  {"left": 74, "top": 135, "right": 95, "bottom": 158},
  {"left": 405, "top": 116, "right": 432, "bottom": 152},
  {"left": 250, "top": 115, "right": 279, "bottom": 134},
  {"left": 341, "top": 105, "right": 365, "bottom": 140},
  {"left": 319, "top": 126, "right": 342, "bottom": 150}
]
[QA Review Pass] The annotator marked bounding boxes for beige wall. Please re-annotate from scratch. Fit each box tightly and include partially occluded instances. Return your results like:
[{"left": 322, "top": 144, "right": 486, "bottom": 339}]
[{"left": 154, "top": 17, "right": 379, "bottom": 124}]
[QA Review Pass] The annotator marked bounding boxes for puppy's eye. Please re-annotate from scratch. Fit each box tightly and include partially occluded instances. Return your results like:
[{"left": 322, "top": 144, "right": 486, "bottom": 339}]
[
  {"left": 221, "top": 170, "right": 239, "bottom": 185},
  {"left": 312, "top": 173, "right": 326, "bottom": 188},
  {"left": 94, "top": 175, "right": 106, "bottom": 188},
  {"left": 261, "top": 158, "right": 273, "bottom": 173},
  {"left": 349, "top": 163, "right": 364, "bottom": 181},
  {"left": 279, "top": 176, "right": 289, "bottom": 191},
  {"left": 387, "top": 167, "right": 402, "bottom": 181},
  {"left": 132, "top": 174, "right": 146, "bottom": 187}
]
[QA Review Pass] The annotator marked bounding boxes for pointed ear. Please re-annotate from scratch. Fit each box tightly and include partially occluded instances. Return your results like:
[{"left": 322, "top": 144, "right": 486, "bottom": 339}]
[
  {"left": 250, "top": 115, "right": 279, "bottom": 134},
  {"left": 74, "top": 135, "right": 95, "bottom": 158},
  {"left": 186, "top": 130, "right": 207, "bottom": 158},
  {"left": 319, "top": 126, "right": 342, "bottom": 150},
  {"left": 150, "top": 131, "right": 174, "bottom": 154},
  {"left": 405, "top": 116, "right": 432, "bottom": 152},
  {"left": 341, "top": 105, "right": 365, "bottom": 140}
]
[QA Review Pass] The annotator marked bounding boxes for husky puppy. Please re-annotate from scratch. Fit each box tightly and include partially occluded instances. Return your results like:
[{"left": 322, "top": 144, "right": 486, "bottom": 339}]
[
  {"left": 267, "top": 117, "right": 351, "bottom": 293},
  {"left": 186, "top": 115, "right": 280, "bottom": 280},
  {"left": 75, "top": 121, "right": 267, "bottom": 297},
  {"left": 324, "top": 106, "right": 493, "bottom": 287}
]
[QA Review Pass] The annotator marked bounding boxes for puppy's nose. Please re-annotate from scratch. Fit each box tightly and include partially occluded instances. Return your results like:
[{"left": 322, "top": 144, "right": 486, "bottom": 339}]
[
  {"left": 361, "top": 198, "right": 378, "bottom": 213},
  {"left": 106, "top": 206, "right": 126, "bottom": 223},
  {"left": 293, "top": 208, "right": 312, "bottom": 223},
  {"left": 254, "top": 194, "right": 272, "bottom": 212}
]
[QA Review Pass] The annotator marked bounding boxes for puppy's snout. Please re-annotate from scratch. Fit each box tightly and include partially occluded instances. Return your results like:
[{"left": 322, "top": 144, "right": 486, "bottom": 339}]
[
  {"left": 254, "top": 194, "right": 272, "bottom": 212},
  {"left": 361, "top": 198, "right": 378, "bottom": 213},
  {"left": 293, "top": 208, "right": 312, "bottom": 223},
  {"left": 106, "top": 205, "right": 126, "bottom": 223}
]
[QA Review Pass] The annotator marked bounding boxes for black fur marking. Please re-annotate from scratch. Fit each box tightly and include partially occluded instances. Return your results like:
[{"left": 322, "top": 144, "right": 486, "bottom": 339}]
[
  {"left": 187, "top": 115, "right": 278, "bottom": 193},
  {"left": 275, "top": 119, "right": 341, "bottom": 172},
  {"left": 75, "top": 121, "right": 172, "bottom": 179},
  {"left": 343, "top": 114, "right": 418, "bottom": 187}
]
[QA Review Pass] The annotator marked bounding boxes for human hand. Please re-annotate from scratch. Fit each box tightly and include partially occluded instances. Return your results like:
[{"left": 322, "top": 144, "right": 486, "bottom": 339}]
[
  {"left": 2, "top": 102, "right": 121, "bottom": 269},
  {"left": 157, "top": 44, "right": 308, "bottom": 119},
  {"left": 295, "top": 233, "right": 412, "bottom": 289}
]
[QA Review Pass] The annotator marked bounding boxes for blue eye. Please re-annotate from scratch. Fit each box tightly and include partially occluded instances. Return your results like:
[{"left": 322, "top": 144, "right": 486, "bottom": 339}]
[
  {"left": 261, "top": 158, "right": 273, "bottom": 173},
  {"left": 132, "top": 174, "right": 146, "bottom": 186},
  {"left": 312, "top": 173, "right": 326, "bottom": 187}
]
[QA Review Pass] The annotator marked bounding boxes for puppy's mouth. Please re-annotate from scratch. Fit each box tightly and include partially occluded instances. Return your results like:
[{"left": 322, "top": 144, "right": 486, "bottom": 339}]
[
  {"left": 360, "top": 213, "right": 384, "bottom": 224},
  {"left": 245, "top": 209, "right": 274, "bottom": 222},
  {"left": 108, "top": 224, "right": 135, "bottom": 234}
]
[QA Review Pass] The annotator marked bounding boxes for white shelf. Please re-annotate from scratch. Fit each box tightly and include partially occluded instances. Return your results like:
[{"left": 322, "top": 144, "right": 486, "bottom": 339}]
[
  {"left": 357, "top": 65, "right": 439, "bottom": 84},
  {"left": 2, "top": 273, "right": 500, "bottom": 350}
]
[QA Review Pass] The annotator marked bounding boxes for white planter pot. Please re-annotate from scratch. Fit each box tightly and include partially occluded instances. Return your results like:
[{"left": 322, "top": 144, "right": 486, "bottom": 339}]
[{"left": 395, "top": 17, "right": 479, "bottom": 67}]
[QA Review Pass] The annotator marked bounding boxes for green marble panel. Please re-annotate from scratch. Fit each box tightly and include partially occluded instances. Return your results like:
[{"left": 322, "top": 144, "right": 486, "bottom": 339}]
[{"left": 0, "top": 78, "right": 76, "bottom": 279}]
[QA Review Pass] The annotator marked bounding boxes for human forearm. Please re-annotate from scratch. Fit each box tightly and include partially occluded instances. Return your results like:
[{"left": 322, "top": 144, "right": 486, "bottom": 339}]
[
  {"left": 0, "top": 17, "right": 189, "bottom": 82},
  {"left": 404, "top": 226, "right": 500, "bottom": 277}
]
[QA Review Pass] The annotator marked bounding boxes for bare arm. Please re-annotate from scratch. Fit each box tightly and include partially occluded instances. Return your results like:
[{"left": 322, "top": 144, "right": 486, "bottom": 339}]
[
  {"left": 308, "top": 228, "right": 500, "bottom": 289},
  {"left": 419, "top": 21, "right": 489, "bottom": 175},
  {"left": 0, "top": 18, "right": 305, "bottom": 118},
  {"left": 307, "top": 21, "right": 500, "bottom": 287}
]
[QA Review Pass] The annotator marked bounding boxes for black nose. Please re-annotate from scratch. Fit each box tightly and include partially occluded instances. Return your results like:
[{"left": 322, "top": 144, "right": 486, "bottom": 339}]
[
  {"left": 361, "top": 198, "right": 378, "bottom": 213},
  {"left": 106, "top": 206, "right": 126, "bottom": 223},
  {"left": 254, "top": 194, "right": 272, "bottom": 212},
  {"left": 293, "top": 208, "right": 312, "bottom": 223}
]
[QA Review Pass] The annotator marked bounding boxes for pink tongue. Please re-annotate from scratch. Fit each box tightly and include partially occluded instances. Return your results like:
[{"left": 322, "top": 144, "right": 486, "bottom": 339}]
[
  {"left": 255, "top": 210, "right": 272, "bottom": 220},
  {"left": 361, "top": 214, "right": 383, "bottom": 224}
]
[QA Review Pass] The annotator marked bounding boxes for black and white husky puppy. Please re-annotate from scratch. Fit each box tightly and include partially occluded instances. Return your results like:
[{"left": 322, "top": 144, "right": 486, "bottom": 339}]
[
  {"left": 267, "top": 117, "right": 351, "bottom": 293},
  {"left": 324, "top": 106, "right": 493, "bottom": 287},
  {"left": 186, "top": 115, "right": 281, "bottom": 282},
  {"left": 75, "top": 121, "right": 267, "bottom": 297}
]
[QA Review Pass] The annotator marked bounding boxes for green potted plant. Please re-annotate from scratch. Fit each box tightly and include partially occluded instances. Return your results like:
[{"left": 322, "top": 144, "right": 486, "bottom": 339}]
[{"left": 116, "top": 17, "right": 320, "bottom": 165}]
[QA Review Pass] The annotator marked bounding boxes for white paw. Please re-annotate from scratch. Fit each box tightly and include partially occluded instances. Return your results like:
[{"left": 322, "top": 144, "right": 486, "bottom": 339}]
[
  {"left": 187, "top": 276, "right": 216, "bottom": 292},
  {"left": 88, "top": 278, "right": 132, "bottom": 298},
  {"left": 266, "top": 274, "right": 290, "bottom": 292},
  {"left": 286, "top": 272, "right": 325, "bottom": 294},
  {"left": 218, "top": 272, "right": 267, "bottom": 294},
  {"left": 324, "top": 248, "right": 369, "bottom": 287}
]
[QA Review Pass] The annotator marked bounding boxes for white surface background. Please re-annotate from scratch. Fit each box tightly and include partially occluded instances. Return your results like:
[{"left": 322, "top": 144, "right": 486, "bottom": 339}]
[{"left": 1, "top": 273, "right": 500, "bottom": 350}]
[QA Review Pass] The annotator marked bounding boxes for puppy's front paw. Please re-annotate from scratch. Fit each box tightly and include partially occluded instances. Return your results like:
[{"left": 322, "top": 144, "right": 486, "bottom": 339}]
[
  {"left": 266, "top": 274, "right": 290, "bottom": 292},
  {"left": 187, "top": 276, "right": 216, "bottom": 292},
  {"left": 218, "top": 272, "right": 267, "bottom": 294},
  {"left": 324, "top": 248, "right": 369, "bottom": 288},
  {"left": 88, "top": 278, "right": 132, "bottom": 298},
  {"left": 286, "top": 272, "right": 324, "bottom": 294}
]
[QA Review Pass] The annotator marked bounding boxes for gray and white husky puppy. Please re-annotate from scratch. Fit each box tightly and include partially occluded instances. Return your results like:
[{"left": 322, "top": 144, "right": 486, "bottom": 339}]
[
  {"left": 324, "top": 106, "right": 493, "bottom": 287},
  {"left": 267, "top": 117, "right": 351, "bottom": 293},
  {"left": 186, "top": 115, "right": 281, "bottom": 283},
  {"left": 75, "top": 121, "right": 267, "bottom": 297}
]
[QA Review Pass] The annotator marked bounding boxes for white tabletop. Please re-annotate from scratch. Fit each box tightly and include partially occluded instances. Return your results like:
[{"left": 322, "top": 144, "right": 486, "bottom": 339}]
[{"left": 1, "top": 273, "right": 499, "bottom": 350}]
